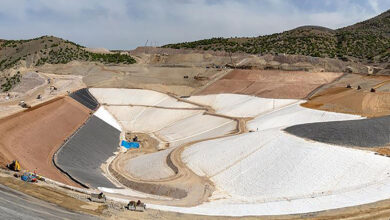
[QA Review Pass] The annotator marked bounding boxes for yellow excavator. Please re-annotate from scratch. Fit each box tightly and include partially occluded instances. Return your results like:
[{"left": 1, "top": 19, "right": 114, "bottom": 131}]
[{"left": 7, "top": 160, "right": 21, "bottom": 171}]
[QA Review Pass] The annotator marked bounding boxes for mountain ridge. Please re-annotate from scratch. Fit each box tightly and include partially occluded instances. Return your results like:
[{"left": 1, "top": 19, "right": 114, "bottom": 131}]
[
  {"left": 0, "top": 35, "right": 136, "bottom": 71},
  {"left": 163, "top": 9, "right": 390, "bottom": 64}
]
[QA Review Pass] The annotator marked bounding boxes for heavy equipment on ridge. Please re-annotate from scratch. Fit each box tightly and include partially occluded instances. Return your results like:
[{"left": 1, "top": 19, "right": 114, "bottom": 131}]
[{"left": 7, "top": 160, "right": 21, "bottom": 171}]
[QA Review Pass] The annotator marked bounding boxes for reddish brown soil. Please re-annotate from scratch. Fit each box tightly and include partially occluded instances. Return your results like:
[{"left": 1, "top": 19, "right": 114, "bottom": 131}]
[
  {"left": 303, "top": 87, "right": 390, "bottom": 117},
  {"left": 372, "top": 148, "right": 390, "bottom": 156},
  {"left": 301, "top": 74, "right": 390, "bottom": 117},
  {"left": 0, "top": 97, "right": 91, "bottom": 187},
  {"left": 198, "top": 69, "right": 342, "bottom": 99}
]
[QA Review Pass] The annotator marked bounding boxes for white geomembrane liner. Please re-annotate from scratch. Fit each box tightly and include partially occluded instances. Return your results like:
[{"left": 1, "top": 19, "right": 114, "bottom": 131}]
[
  {"left": 180, "top": 130, "right": 390, "bottom": 216},
  {"left": 247, "top": 102, "right": 363, "bottom": 131},
  {"left": 171, "top": 100, "right": 380, "bottom": 216},
  {"left": 124, "top": 113, "right": 237, "bottom": 180},
  {"left": 89, "top": 88, "right": 196, "bottom": 108},
  {"left": 126, "top": 148, "right": 175, "bottom": 180},
  {"left": 156, "top": 113, "right": 237, "bottom": 147},
  {"left": 188, "top": 94, "right": 298, "bottom": 117},
  {"left": 91, "top": 89, "right": 383, "bottom": 216},
  {"left": 94, "top": 106, "right": 122, "bottom": 131},
  {"left": 92, "top": 88, "right": 238, "bottom": 181},
  {"left": 106, "top": 106, "right": 203, "bottom": 133}
]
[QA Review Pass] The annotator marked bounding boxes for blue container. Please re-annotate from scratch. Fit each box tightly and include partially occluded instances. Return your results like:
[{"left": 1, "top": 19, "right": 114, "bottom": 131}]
[{"left": 121, "top": 140, "right": 140, "bottom": 149}]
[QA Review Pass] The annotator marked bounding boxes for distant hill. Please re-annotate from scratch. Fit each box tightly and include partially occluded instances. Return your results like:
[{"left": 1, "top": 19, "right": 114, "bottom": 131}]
[
  {"left": 163, "top": 9, "right": 390, "bottom": 64},
  {"left": 0, "top": 36, "right": 136, "bottom": 71}
]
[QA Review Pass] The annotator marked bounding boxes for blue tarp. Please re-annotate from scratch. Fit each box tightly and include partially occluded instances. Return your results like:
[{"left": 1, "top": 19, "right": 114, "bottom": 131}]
[{"left": 121, "top": 140, "right": 140, "bottom": 149}]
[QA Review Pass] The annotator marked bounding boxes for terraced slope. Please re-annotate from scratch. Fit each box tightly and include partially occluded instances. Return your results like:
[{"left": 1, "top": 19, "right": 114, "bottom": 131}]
[
  {"left": 247, "top": 102, "right": 362, "bottom": 131},
  {"left": 46, "top": 89, "right": 390, "bottom": 217},
  {"left": 303, "top": 74, "right": 390, "bottom": 117},
  {"left": 69, "top": 88, "right": 99, "bottom": 110},
  {"left": 55, "top": 114, "right": 120, "bottom": 188},
  {"left": 187, "top": 94, "right": 297, "bottom": 117},
  {"left": 197, "top": 70, "right": 342, "bottom": 99},
  {"left": 89, "top": 88, "right": 197, "bottom": 108},
  {"left": 0, "top": 97, "right": 90, "bottom": 187},
  {"left": 90, "top": 89, "right": 237, "bottom": 182},
  {"left": 94, "top": 92, "right": 388, "bottom": 217},
  {"left": 179, "top": 129, "right": 390, "bottom": 216},
  {"left": 285, "top": 116, "right": 390, "bottom": 147},
  {"left": 151, "top": 94, "right": 389, "bottom": 216},
  {"left": 105, "top": 106, "right": 203, "bottom": 133}
]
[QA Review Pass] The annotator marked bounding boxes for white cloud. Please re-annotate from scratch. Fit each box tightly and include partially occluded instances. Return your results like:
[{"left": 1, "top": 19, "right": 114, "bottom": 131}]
[{"left": 368, "top": 0, "right": 380, "bottom": 13}]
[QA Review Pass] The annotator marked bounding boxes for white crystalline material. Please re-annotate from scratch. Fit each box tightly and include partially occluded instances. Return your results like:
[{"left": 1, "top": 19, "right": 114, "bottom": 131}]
[
  {"left": 181, "top": 130, "right": 390, "bottom": 216},
  {"left": 188, "top": 94, "right": 298, "bottom": 117},
  {"left": 106, "top": 106, "right": 203, "bottom": 133},
  {"left": 94, "top": 106, "right": 122, "bottom": 131},
  {"left": 247, "top": 103, "right": 363, "bottom": 131},
  {"left": 89, "top": 88, "right": 196, "bottom": 108},
  {"left": 126, "top": 148, "right": 175, "bottom": 180},
  {"left": 157, "top": 113, "right": 237, "bottom": 147}
]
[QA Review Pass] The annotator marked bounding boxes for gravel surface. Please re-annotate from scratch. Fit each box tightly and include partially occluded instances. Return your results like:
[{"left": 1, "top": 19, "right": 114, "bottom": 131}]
[
  {"left": 56, "top": 115, "right": 120, "bottom": 188},
  {"left": 0, "top": 184, "right": 97, "bottom": 220},
  {"left": 285, "top": 116, "right": 390, "bottom": 147},
  {"left": 11, "top": 72, "right": 45, "bottom": 93}
]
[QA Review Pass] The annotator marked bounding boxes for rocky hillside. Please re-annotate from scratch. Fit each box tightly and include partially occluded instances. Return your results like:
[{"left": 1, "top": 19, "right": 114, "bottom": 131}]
[
  {"left": 163, "top": 9, "right": 390, "bottom": 64},
  {"left": 0, "top": 36, "right": 136, "bottom": 71}
]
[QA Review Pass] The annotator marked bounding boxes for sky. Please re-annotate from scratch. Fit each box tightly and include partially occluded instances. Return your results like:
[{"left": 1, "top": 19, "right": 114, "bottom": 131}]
[{"left": 0, "top": 0, "right": 389, "bottom": 50}]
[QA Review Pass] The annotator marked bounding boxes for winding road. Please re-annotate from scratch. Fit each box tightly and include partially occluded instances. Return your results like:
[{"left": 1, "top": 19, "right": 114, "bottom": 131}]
[{"left": 105, "top": 95, "right": 251, "bottom": 207}]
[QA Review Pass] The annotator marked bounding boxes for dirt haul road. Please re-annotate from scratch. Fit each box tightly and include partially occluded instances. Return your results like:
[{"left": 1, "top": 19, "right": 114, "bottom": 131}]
[
  {"left": 0, "top": 71, "right": 85, "bottom": 120},
  {"left": 0, "top": 183, "right": 96, "bottom": 219},
  {"left": 107, "top": 111, "right": 248, "bottom": 208},
  {"left": 36, "top": 61, "right": 229, "bottom": 96},
  {"left": 0, "top": 97, "right": 91, "bottom": 187},
  {"left": 197, "top": 69, "right": 343, "bottom": 99}
]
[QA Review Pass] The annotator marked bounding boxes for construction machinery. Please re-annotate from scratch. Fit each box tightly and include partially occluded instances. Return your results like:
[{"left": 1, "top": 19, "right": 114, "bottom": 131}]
[
  {"left": 126, "top": 200, "right": 146, "bottom": 212},
  {"left": 7, "top": 160, "right": 20, "bottom": 171},
  {"left": 89, "top": 192, "right": 106, "bottom": 203},
  {"left": 194, "top": 74, "right": 209, "bottom": 81},
  {"left": 19, "top": 101, "right": 31, "bottom": 108}
]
